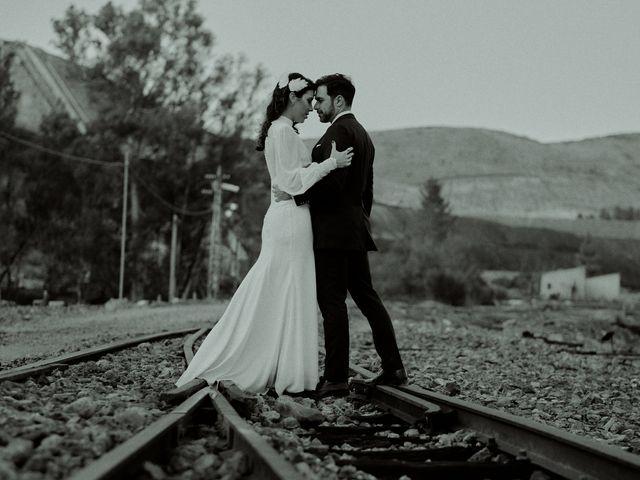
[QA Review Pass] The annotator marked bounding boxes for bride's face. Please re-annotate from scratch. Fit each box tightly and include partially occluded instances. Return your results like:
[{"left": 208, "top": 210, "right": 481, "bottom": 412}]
[{"left": 290, "top": 90, "right": 314, "bottom": 124}]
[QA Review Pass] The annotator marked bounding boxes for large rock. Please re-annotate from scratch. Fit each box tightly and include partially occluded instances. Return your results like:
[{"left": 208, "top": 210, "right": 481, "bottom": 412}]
[
  {"left": 64, "top": 397, "right": 98, "bottom": 419},
  {"left": 193, "top": 453, "right": 220, "bottom": 473},
  {"left": 282, "top": 416, "right": 299, "bottom": 429},
  {"left": 260, "top": 410, "right": 281, "bottom": 424},
  {"left": 275, "top": 397, "right": 325, "bottom": 426},
  {"left": 2, "top": 438, "right": 33, "bottom": 465},
  {"left": 114, "top": 406, "right": 149, "bottom": 430},
  {"left": 468, "top": 446, "right": 493, "bottom": 463},
  {"left": 38, "top": 434, "right": 64, "bottom": 451},
  {"left": 0, "top": 459, "right": 17, "bottom": 480},
  {"left": 142, "top": 461, "right": 167, "bottom": 480},
  {"left": 168, "top": 443, "right": 209, "bottom": 473}
]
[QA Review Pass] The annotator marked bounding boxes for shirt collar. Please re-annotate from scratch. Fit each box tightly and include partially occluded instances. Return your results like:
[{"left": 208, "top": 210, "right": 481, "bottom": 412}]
[
  {"left": 331, "top": 111, "right": 353, "bottom": 124},
  {"left": 277, "top": 115, "right": 294, "bottom": 126}
]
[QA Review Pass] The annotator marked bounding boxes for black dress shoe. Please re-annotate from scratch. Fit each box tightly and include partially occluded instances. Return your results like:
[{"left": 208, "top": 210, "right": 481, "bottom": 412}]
[
  {"left": 284, "top": 390, "right": 317, "bottom": 398},
  {"left": 363, "top": 368, "right": 408, "bottom": 386},
  {"left": 315, "top": 377, "right": 349, "bottom": 398}
]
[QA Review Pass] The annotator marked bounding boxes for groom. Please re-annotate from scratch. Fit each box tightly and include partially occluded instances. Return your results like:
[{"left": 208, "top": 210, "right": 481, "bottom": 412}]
[{"left": 283, "top": 73, "right": 407, "bottom": 397}]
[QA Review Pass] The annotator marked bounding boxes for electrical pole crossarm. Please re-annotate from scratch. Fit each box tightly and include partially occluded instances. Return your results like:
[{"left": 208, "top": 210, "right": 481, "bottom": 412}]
[{"left": 203, "top": 167, "right": 240, "bottom": 300}]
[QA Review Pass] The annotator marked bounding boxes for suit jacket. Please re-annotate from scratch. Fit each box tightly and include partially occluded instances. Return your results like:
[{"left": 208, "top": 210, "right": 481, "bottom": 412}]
[{"left": 295, "top": 113, "right": 377, "bottom": 251}]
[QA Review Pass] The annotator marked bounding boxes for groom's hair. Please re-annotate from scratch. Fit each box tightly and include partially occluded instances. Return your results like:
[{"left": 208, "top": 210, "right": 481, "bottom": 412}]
[{"left": 316, "top": 73, "right": 355, "bottom": 106}]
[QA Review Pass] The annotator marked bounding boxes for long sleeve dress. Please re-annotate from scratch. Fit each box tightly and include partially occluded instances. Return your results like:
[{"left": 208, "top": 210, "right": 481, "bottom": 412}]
[{"left": 176, "top": 116, "right": 337, "bottom": 394}]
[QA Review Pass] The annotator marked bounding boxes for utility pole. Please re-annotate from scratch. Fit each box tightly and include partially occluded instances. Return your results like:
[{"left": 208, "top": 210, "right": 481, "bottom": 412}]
[
  {"left": 168, "top": 213, "right": 178, "bottom": 301},
  {"left": 210, "top": 167, "right": 223, "bottom": 300},
  {"left": 204, "top": 166, "right": 221, "bottom": 299},
  {"left": 203, "top": 166, "right": 239, "bottom": 299},
  {"left": 118, "top": 145, "right": 130, "bottom": 300}
]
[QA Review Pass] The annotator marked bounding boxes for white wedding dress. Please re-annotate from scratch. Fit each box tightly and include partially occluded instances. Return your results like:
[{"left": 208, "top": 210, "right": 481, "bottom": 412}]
[{"left": 176, "top": 116, "right": 337, "bottom": 395}]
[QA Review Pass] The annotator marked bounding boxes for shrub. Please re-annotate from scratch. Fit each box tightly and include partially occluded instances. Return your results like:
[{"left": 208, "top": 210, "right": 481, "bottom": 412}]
[{"left": 427, "top": 270, "right": 466, "bottom": 306}]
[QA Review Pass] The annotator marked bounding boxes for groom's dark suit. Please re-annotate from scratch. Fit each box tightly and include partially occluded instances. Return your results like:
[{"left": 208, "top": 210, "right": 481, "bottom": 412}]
[{"left": 295, "top": 112, "right": 404, "bottom": 383}]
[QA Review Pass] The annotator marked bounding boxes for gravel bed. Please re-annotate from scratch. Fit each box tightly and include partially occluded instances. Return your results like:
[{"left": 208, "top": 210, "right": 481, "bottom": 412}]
[
  {"left": 0, "top": 302, "right": 226, "bottom": 368},
  {"left": 0, "top": 337, "right": 186, "bottom": 479},
  {"left": 237, "top": 392, "right": 522, "bottom": 480},
  {"left": 2, "top": 299, "right": 639, "bottom": 477},
  {"left": 351, "top": 301, "right": 640, "bottom": 455},
  {"left": 248, "top": 395, "right": 378, "bottom": 479},
  {"left": 137, "top": 422, "right": 250, "bottom": 480}
]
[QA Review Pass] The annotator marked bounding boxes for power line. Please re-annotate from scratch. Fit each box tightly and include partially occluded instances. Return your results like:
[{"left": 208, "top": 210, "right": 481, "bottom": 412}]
[
  {"left": 1, "top": 129, "right": 214, "bottom": 217},
  {"left": 132, "top": 172, "right": 212, "bottom": 217},
  {"left": 0, "top": 129, "right": 123, "bottom": 168}
]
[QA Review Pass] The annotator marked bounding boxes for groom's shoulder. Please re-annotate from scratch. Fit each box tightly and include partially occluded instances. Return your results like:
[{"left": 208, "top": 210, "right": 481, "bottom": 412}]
[
  {"left": 331, "top": 114, "right": 364, "bottom": 134},
  {"left": 339, "top": 116, "right": 372, "bottom": 143}
]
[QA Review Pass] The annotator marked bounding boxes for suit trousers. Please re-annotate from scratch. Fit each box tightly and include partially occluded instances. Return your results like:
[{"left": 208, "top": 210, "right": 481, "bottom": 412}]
[{"left": 314, "top": 249, "right": 405, "bottom": 382}]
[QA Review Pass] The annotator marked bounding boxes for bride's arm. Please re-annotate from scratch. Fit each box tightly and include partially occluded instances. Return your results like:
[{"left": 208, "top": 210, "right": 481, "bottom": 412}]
[{"left": 272, "top": 125, "right": 338, "bottom": 196}]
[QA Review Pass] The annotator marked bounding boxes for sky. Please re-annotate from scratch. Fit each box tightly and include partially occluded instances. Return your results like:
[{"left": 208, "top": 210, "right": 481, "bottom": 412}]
[{"left": 1, "top": 0, "right": 639, "bottom": 143}]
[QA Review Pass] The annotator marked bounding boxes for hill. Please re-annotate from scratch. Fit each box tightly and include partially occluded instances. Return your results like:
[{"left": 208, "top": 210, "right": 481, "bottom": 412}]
[{"left": 305, "top": 127, "right": 640, "bottom": 220}]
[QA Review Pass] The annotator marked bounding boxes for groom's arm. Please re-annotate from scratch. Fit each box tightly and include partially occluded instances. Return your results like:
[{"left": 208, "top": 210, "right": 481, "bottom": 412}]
[{"left": 293, "top": 191, "right": 310, "bottom": 206}]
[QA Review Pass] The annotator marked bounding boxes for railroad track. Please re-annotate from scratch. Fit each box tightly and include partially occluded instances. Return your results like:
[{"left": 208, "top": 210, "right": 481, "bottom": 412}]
[
  {"left": 84, "top": 328, "right": 640, "bottom": 479},
  {"left": 2, "top": 327, "right": 639, "bottom": 479},
  {"left": 0, "top": 327, "right": 201, "bottom": 382},
  {"left": 0, "top": 326, "right": 219, "bottom": 479},
  {"left": 348, "top": 365, "right": 640, "bottom": 480}
]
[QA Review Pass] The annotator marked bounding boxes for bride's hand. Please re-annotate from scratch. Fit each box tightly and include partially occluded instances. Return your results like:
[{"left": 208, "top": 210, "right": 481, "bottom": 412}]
[{"left": 330, "top": 141, "right": 353, "bottom": 168}]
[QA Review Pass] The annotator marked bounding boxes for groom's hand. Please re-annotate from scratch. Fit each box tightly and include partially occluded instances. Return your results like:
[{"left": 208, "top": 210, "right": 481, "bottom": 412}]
[{"left": 272, "top": 185, "right": 292, "bottom": 202}]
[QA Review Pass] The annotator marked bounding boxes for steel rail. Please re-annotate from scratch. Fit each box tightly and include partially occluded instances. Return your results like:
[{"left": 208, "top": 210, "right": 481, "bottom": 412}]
[
  {"left": 351, "top": 364, "right": 640, "bottom": 480},
  {"left": 183, "top": 327, "right": 209, "bottom": 364},
  {"left": 184, "top": 328, "right": 304, "bottom": 480},
  {"left": 186, "top": 327, "right": 304, "bottom": 479},
  {"left": 211, "top": 391, "right": 303, "bottom": 480},
  {"left": 0, "top": 327, "right": 202, "bottom": 382},
  {"left": 68, "top": 322, "right": 302, "bottom": 480},
  {"left": 67, "top": 388, "right": 210, "bottom": 480}
]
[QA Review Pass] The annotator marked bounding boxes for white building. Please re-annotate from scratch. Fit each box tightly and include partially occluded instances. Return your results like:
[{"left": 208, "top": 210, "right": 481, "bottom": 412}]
[
  {"left": 539, "top": 266, "right": 586, "bottom": 300},
  {"left": 585, "top": 273, "right": 621, "bottom": 300},
  {"left": 539, "top": 266, "right": 620, "bottom": 300}
]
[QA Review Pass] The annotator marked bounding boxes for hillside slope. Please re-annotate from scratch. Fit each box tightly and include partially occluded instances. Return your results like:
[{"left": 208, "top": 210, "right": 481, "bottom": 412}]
[{"left": 306, "top": 127, "right": 640, "bottom": 218}]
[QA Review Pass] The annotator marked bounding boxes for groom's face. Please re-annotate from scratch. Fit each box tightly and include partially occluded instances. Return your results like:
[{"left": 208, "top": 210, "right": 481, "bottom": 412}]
[{"left": 314, "top": 85, "right": 335, "bottom": 123}]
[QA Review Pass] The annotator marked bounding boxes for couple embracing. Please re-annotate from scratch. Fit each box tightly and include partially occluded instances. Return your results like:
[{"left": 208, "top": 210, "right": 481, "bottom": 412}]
[{"left": 176, "top": 73, "right": 406, "bottom": 398}]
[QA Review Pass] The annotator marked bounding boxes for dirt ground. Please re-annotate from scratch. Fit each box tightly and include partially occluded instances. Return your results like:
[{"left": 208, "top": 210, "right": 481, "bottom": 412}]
[
  {"left": 0, "top": 301, "right": 227, "bottom": 366},
  {"left": 2, "top": 298, "right": 639, "bottom": 366},
  {"left": 0, "top": 299, "right": 378, "bottom": 367}
]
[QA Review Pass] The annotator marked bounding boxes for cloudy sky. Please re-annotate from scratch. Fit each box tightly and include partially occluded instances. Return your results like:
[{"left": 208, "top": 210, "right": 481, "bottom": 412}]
[{"left": 1, "top": 0, "right": 639, "bottom": 142}]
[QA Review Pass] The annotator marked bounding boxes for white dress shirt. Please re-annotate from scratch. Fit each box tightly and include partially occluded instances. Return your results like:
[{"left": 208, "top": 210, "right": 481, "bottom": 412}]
[{"left": 332, "top": 110, "right": 353, "bottom": 124}]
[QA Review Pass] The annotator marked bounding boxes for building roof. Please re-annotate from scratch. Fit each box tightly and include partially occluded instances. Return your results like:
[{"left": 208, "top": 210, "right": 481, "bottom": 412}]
[{"left": 1, "top": 40, "right": 104, "bottom": 133}]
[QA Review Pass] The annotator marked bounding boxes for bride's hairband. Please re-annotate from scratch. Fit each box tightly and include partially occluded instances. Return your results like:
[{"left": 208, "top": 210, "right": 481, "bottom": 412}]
[{"left": 277, "top": 73, "right": 308, "bottom": 93}]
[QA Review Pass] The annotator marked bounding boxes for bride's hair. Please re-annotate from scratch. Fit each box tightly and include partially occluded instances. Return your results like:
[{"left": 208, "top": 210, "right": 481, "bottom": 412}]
[{"left": 256, "top": 72, "right": 315, "bottom": 151}]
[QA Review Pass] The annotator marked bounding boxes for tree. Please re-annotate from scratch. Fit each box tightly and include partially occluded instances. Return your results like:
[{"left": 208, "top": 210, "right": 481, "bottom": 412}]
[
  {"left": 49, "top": 0, "right": 268, "bottom": 300},
  {"left": 421, "top": 177, "right": 454, "bottom": 243},
  {"left": 0, "top": 46, "right": 27, "bottom": 295},
  {"left": 599, "top": 208, "right": 611, "bottom": 220},
  {"left": 576, "top": 234, "right": 600, "bottom": 276}
]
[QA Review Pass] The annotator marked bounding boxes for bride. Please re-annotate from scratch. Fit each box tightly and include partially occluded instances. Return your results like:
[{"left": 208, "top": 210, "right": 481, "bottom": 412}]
[{"left": 175, "top": 73, "right": 353, "bottom": 395}]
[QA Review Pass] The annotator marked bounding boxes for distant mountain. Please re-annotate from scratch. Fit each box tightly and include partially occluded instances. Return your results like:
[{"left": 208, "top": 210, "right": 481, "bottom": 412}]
[{"left": 305, "top": 127, "right": 640, "bottom": 219}]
